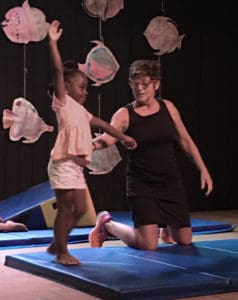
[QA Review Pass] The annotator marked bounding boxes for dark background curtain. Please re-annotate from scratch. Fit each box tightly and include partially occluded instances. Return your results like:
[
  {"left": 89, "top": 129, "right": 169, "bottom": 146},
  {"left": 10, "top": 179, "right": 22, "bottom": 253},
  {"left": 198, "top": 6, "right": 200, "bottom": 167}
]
[{"left": 0, "top": 0, "right": 237, "bottom": 212}]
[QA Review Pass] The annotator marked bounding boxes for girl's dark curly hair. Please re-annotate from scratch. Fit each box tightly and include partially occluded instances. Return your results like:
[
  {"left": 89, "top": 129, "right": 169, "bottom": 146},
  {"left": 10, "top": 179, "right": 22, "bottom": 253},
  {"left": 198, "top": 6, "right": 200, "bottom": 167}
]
[{"left": 47, "top": 60, "right": 87, "bottom": 97}]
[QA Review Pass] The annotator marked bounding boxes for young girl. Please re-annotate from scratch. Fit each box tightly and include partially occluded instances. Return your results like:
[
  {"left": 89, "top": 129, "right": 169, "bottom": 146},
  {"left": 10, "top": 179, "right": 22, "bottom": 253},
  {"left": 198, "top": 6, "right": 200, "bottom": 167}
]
[{"left": 47, "top": 20, "right": 137, "bottom": 266}]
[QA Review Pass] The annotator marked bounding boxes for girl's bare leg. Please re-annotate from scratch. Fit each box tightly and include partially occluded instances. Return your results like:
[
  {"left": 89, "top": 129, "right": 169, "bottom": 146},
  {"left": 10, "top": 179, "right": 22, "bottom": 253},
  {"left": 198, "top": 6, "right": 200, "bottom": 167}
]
[{"left": 47, "top": 188, "right": 87, "bottom": 265}]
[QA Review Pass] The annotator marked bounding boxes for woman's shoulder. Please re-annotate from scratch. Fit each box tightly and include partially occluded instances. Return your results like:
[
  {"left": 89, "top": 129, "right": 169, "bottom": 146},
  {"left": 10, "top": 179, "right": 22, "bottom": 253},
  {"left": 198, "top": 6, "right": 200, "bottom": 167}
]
[
  {"left": 162, "top": 99, "right": 177, "bottom": 111},
  {"left": 114, "top": 102, "right": 133, "bottom": 114},
  {"left": 109, "top": 105, "right": 130, "bottom": 128},
  {"left": 162, "top": 99, "right": 180, "bottom": 121},
  {"left": 113, "top": 106, "right": 129, "bottom": 118},
  {"left": 162, "top": 98, "right": 173, "bottom": 106},
  {"left": 124, "top": 101, "right": 133, "bottom": 109}
]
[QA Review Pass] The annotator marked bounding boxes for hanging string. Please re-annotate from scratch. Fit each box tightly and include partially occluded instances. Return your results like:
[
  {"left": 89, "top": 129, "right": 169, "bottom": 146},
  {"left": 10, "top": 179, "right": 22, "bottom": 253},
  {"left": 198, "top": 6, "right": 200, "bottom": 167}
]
[
  {"left": 161, "top": 0, "right": 166, "bottom": 16},
  {"left": 23, "top": 44, "right": 27, "bottom": 99},
  {"left": 98, "top": 16, "right": 104, "bottom": 43},
  {"left": 158, "top": 0, "right": 166, "bottom": 100},
  {"left": 157, "top": 56, "right": 162, "bottom": 100},
  {"left": 98, "top": 92, "right": 101, "bottom": 121},
  {"left": 97, "top": 17, "right": 104, "bottom": 134}
]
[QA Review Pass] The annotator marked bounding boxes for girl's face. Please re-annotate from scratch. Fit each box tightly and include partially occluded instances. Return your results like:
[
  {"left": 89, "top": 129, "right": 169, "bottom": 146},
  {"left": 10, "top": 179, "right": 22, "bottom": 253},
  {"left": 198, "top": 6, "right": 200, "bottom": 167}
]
[{"left": 66, "top": 73, "right": 88, "bottom": 105}]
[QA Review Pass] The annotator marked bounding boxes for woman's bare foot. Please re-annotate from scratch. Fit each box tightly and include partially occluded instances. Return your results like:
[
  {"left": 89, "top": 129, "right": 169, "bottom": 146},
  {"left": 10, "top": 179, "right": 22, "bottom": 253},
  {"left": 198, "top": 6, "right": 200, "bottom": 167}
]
[
  {"left": 55, "top": 253, "right": 81, "bottom": 266},
  {"left": 160, "top": 227, "right": 174, "bottom": 243},
  {"left": 5, "top": 220, "right": 28, "bottom": 232},
  {"left": 47, "top": 243, "right": 57, "bottom": 255}
]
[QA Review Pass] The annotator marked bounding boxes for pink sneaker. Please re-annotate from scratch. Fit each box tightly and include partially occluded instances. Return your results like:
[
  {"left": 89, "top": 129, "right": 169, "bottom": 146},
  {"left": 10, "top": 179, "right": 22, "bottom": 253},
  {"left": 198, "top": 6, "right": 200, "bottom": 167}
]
[{"left": 89, "top": 211, "right": 112, "bottom": 248}]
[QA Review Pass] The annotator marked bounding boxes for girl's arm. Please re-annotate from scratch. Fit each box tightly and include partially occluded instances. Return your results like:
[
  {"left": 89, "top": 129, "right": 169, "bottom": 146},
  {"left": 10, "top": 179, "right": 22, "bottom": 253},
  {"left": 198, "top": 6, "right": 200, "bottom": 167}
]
[
  {"left": 90, "top": 108, "right": 136, "bottom": 150},
  {"left": 48, "top": 20, "right": 65, "bottom": 103}
]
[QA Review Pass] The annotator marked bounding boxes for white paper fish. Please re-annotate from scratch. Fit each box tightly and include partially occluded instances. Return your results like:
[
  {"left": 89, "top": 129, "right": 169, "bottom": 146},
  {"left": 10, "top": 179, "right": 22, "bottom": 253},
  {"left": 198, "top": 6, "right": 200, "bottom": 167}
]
[
  {"left": 78, "top": 40, "right": 120, "bottom": 86},
  {"left": 86, "top": 143, "right": 122, "bottom": 175},
  {"left": 82, "top": 0, "right": 124, "bottom": 21},
  {"left": 2, "top": 97, "right": 54, "bottom": 143},
  {"left": 1, "top": 0, "right": 49, "bottom": 44},
  {"left": 144, "top": 16, "right": 185, "bottom": 56}
]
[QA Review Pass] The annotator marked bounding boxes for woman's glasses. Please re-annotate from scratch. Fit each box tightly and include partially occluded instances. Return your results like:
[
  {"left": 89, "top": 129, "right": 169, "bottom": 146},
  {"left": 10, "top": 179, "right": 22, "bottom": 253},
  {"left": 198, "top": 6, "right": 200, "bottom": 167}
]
[{"left": 129, "top": 80, "right": 154, "bottom": 89}]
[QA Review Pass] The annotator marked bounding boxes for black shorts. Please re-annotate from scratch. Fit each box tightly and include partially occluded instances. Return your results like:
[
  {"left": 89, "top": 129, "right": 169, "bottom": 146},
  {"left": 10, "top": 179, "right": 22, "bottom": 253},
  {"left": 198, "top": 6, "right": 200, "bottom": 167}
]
[{"left": 128, "top": 194, "right": 191, "bottom": 228}]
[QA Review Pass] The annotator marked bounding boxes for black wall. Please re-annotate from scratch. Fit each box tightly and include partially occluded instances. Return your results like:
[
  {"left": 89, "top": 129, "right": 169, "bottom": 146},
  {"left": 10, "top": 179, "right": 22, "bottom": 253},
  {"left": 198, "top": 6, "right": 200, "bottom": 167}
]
[{"left": 0, "top": 0, "right": 237, "bottom": 212}]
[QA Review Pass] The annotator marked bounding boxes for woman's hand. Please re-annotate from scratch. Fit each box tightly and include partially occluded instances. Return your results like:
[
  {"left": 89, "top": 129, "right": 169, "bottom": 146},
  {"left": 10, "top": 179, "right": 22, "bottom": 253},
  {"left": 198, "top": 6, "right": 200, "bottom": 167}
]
[{"left": 200, "top": 168, "right": 213, "bottom": 196}]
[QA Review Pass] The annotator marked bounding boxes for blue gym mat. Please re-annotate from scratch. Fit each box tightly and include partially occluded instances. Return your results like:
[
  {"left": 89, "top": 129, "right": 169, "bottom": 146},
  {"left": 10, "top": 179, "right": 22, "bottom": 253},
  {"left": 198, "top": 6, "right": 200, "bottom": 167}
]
[
  {"left": 0, "top": 181, "right": 234, "bottom": 248},
  {"left": 0, "top": 211, "right": 234, "bottom": 248},
  {"left": 5, "top": 239, "right": 238, "bottom": 299},
  {"left": 0, "top": 182, "right": 54, "bottom": 221}
]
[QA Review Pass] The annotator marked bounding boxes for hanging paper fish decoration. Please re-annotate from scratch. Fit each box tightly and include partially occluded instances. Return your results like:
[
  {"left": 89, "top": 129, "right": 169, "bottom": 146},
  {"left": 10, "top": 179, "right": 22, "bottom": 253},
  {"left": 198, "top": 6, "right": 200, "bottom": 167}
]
[
  {"left": 1, "top": 0, "right": 49, "bottom": 44},
  {"left": 86, "top": 143, "right": 122, "bottom": 175},
  {"left": 82, "top": 0, "right": 124, "bottom": 21},
  {"left": 2, "top": 97, "right": 54, "bottom": 143},
  {"left": 78, "top": 40, "right": 120, "bottom": 86},
  {"left": 144, "top": 16, "right": 185, "bottom": 56}
]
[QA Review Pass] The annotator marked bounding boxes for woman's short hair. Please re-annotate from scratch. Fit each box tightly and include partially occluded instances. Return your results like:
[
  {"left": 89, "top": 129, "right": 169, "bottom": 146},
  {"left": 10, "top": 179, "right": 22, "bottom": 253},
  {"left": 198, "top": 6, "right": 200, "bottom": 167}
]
[{"left": 129, "top": 60, "right": 161, "bottom": 80}]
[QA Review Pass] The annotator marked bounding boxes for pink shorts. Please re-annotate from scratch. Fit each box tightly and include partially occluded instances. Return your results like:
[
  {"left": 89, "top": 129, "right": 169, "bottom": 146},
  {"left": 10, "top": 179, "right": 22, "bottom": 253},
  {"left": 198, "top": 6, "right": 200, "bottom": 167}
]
[{"left": 48, "top": 157, "right": 87, "bottom": 189}]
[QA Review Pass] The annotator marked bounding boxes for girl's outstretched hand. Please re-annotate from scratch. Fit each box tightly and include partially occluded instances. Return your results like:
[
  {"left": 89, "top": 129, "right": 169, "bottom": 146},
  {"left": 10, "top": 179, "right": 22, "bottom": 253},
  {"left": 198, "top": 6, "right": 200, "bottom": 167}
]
[
  {"left": 48, "top": 20, "right": 63, "bottom": 41},
  {"left": 120, "top": 135, "right": 137, "bottom": 150}
]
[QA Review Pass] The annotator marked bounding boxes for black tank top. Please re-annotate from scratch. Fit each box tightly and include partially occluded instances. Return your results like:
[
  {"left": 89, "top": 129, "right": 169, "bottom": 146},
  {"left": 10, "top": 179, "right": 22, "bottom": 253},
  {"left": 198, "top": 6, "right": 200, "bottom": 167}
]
[{"left": 124, "top": 100, "right": 183, "bottom": 197}]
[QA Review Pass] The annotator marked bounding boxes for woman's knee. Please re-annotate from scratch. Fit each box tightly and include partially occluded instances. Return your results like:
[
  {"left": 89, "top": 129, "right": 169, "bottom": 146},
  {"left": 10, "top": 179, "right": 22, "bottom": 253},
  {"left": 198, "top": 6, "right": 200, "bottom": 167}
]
[
  {"left": 142, "top": 244, "right": 158, "bottom": 251},
  {"left": 177, "top": 237, "right": 192, "bottom": 246},
  {"left": 135, "top": 239, "right": 158, "bottom": 251},
  {"left": 135, "top": 235, "right": 158, "bottom": 251},
  {"left": 170, "top": 226, "right": 192, "bottom": 245},
  {"left": 135, "top": 224, "right": 159, "bottom": 251}
]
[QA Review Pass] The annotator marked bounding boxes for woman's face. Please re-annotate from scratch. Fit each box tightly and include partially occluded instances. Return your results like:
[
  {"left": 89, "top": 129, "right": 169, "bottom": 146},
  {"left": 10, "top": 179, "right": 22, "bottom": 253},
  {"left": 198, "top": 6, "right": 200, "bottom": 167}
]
[
  {"left": 66, "top": 74, "right": 88, "bottom": 105},
  {"left": 129, "top": 76, "right": 159, "bottom": 104}
]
